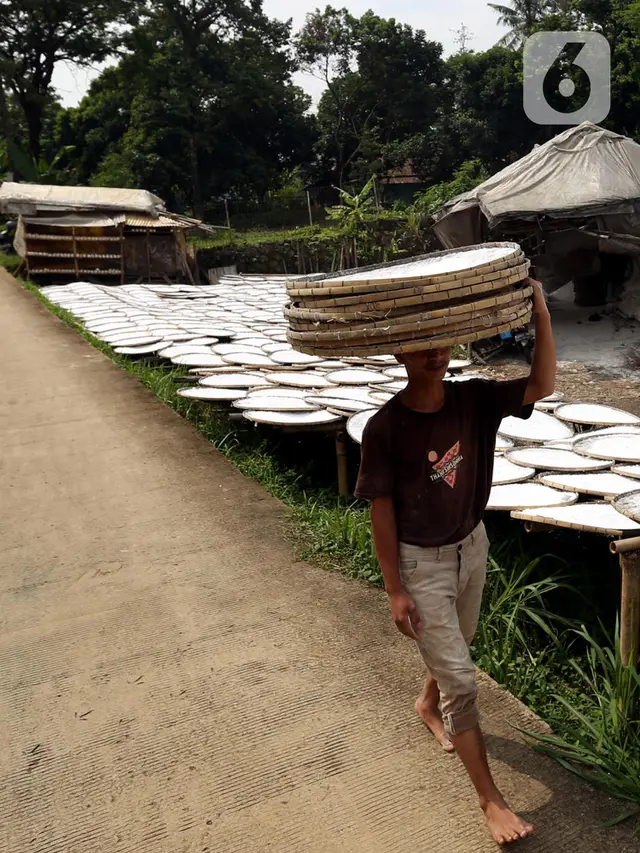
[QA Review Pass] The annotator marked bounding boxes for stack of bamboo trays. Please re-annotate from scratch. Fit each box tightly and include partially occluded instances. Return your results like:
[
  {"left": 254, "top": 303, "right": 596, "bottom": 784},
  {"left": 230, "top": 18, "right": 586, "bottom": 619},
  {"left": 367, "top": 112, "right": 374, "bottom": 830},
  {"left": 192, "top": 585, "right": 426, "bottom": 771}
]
[{"left": 285, "top": 242, "right": 532, "bottom": 356}]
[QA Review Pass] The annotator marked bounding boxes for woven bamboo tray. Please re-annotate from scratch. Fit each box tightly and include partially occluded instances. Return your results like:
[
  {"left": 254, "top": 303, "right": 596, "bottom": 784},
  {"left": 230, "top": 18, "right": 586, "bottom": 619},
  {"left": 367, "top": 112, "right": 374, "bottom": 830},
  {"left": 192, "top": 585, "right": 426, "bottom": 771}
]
[
  {"left": 288, "top": 260, "right": 529, "bottom": 302},
  {"left": 287, "top": 243, "right": 524, "bottom": 295},
  {"left": 288, "top": 305, "right": 525, "bottom": 349},
  {"left": 289, "top": 304, "right": 533, "bottom": 356},
  {"left": 286, "top": 270, "right": 528, "bottom": 325},
  {"left": 287, "top": 286, "right": 532, "bottom": 343}
]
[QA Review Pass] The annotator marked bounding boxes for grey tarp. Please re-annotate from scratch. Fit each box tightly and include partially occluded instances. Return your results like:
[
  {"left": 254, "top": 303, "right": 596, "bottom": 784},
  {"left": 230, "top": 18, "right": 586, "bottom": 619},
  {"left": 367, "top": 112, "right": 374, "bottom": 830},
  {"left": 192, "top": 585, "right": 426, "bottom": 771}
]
[
  {"left": 433, "top": 122, "right": 640, "bottom": 248},
  {"left": 0, "top": 183, "right": 165, "bottom": 216}
]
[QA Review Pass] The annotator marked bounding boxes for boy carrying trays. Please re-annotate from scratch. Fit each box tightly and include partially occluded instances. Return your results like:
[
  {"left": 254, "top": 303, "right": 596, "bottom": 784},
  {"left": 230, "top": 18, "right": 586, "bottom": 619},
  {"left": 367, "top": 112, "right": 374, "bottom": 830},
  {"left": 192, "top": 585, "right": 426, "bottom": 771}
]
[{"left": 355, "top": 278, "right": 555, "bottom": 845}]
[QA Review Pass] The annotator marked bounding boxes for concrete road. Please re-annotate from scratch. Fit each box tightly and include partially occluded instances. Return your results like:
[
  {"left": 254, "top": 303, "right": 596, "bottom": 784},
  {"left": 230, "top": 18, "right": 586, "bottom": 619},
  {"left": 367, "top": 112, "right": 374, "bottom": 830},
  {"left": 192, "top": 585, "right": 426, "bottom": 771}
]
[{"left": 0, "top": 269, "right": 636, "bottom": 852}]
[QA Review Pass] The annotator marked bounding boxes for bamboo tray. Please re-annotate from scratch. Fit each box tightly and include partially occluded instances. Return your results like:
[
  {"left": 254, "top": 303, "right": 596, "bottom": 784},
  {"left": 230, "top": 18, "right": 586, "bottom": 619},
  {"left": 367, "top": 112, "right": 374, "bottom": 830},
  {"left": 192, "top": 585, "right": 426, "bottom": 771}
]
[
  {"left": 512, "top": 503, "right": 640, "bottom": 535},
  {"left": 287, "top": 243, "right": 524, "bottom": 295}
]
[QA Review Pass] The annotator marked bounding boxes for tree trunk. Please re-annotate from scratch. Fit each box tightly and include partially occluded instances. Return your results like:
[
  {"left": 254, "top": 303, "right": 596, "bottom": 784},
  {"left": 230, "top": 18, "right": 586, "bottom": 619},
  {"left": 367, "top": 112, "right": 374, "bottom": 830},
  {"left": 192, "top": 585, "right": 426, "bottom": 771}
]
[
  {"left": 20, "top": 96, "right": 42, "bottom": 163},
  {"left": 0, "top": 82, "right": 18, "bottom": 175}
]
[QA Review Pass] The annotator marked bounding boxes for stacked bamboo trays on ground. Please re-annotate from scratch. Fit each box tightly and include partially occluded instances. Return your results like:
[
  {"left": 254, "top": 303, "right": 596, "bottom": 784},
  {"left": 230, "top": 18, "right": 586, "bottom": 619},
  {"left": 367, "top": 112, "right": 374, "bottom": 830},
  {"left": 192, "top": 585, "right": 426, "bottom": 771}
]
[{"left": 286, "top": 242, "right": 533, "bottom": 356}]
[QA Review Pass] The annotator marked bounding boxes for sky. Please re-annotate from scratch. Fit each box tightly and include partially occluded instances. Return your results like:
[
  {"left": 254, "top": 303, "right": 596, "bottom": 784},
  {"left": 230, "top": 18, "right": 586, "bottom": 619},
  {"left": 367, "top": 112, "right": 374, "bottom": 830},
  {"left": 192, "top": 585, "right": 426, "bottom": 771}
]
[{"left": 51, "top": 0, "right": 506, "bottom": 108}]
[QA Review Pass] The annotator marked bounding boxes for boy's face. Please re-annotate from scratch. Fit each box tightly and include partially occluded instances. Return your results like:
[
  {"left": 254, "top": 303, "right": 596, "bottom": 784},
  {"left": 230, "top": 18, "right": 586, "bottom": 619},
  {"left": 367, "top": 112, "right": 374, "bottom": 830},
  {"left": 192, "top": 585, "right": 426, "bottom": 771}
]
[{"left": 396, "top": 346, "right": 452, "bottom": 382}]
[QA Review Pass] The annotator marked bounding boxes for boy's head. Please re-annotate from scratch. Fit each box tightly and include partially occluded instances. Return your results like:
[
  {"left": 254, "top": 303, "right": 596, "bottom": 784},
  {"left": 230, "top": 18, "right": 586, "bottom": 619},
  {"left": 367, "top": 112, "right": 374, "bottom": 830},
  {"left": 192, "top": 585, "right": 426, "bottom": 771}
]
[{"left": 395, "top": 346, "right": 452, "bottom": 382}]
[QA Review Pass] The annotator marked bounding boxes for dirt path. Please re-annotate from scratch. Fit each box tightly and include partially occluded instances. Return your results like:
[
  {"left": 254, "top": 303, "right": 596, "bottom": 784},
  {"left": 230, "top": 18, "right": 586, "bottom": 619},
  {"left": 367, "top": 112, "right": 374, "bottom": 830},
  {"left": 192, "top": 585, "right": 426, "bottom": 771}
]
[{"left": 0, "top": 269, "right": 636, "bottom": 853}]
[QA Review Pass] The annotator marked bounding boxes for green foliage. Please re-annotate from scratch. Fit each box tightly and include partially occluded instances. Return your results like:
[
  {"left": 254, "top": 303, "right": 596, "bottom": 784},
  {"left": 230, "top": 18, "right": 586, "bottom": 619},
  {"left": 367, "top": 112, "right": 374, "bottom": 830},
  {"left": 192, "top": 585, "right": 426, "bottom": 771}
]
[
  {"left": 412, "top": 160, "right": 490, "bottom": 216},
  {"left": 0, "top": 0, "right": 127, "bottom": 162},
  {"left": 487, "top": 1, "right": 554, "bottom": 49},
  {"left": 0, "top": 253, "right": 23, "bottom": 273},
  {"left": 525, "top": 623, "right": 640, "bottom": 825},
  {"left": 296, "top": 7, "right": 445, "bottom": 187},
  {"left": 471, "top": 550, "right": 575, "bottom": 710}
]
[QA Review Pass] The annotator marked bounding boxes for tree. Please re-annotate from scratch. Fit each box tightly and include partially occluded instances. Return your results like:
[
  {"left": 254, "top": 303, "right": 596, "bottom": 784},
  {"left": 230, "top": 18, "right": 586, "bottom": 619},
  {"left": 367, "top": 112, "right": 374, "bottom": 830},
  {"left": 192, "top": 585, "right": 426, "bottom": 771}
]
[
  {"left": 488, "top": 1, "right": 553, "bottom": 48},
  {"left": 296, "top": 7, "right": 445, "bottom": 187},
  {"left": 53, "top": 0, "right": 316, "bottom": 210},
  {"left": 0, "top": 0, "right": 127, "bottom": 166}
]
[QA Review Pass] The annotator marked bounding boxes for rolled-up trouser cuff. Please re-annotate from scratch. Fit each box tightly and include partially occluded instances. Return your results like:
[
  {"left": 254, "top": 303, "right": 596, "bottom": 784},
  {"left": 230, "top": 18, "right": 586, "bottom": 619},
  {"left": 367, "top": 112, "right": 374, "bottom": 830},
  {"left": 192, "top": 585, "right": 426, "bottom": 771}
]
[{"left": 443, "top": 700, "right": 479, "bottom": 736}]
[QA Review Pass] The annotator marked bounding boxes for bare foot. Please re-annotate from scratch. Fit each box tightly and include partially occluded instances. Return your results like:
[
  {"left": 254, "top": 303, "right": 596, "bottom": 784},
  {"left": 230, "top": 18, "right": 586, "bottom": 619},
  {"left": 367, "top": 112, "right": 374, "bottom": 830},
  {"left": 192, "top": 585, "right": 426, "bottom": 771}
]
[
  {"left": 481, "top": 797, "right": 534, "bottom": 845},
  {"left": 415, "top": 698, "right": 455, "bottom": 753}
]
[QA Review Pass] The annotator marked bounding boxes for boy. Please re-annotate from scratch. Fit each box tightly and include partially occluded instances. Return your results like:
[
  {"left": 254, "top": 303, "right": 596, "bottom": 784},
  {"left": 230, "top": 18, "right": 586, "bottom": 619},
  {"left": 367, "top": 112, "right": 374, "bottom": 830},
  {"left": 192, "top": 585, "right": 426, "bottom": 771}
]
[{"left": 355, "top": 278, "right": 555, "bottom": 845}]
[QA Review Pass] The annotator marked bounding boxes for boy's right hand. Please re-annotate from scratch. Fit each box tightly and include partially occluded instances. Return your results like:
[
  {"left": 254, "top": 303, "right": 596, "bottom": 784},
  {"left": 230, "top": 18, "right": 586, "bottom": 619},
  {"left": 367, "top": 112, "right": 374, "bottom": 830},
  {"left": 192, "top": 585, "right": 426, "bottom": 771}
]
[{"left": 389, "top": 590, "right": 422, "bottom": 641}]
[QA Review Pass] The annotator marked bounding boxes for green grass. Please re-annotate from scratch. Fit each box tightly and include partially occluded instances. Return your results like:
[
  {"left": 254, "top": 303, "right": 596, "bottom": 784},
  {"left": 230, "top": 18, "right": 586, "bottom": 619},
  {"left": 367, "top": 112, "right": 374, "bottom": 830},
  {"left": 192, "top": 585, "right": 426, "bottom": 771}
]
[
  {"left": 195, "top": 224, "right": 337, "bottom": 249},
  {"left": 0, "top": 253, "right": 24, "bottom": 274},
  {"left": 16, "top": 275, "right": 640, "bottom": 824}
]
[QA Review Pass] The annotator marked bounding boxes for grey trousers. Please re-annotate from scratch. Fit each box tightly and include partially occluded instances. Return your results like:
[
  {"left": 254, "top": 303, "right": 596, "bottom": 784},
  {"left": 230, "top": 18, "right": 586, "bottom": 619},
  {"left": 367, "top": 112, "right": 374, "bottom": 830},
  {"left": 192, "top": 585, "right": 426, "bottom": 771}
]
[{"left": 399, "top": 522, "right": 489, "bottom": 735}]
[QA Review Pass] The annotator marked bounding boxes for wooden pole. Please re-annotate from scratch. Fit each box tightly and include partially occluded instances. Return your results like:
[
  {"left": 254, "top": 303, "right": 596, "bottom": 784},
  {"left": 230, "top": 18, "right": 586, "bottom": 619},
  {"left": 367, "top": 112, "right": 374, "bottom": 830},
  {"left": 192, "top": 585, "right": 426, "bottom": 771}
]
[
  {"left": 372, "top": 176, "right": 380, "bottom": 211},
  {"left": 306, "top": 190, "right": 313, "bottom": 227},
  {"left": 71, "top": 227, "right": 79, "bottom": 279},
  {"left": 611, "top": 536, "right": 640, "bottom": 665},
  {"left": 224, "top": 198, "right": 231, "bottom": 230},
  {"left": 119, "top": 223, "right": 125, "bottom": 285},
  {"left": 145, "top": 229, "right": 151, "bottom": 282},
  {"left": 336, "top": 431, "right": 349, "bottom": 498}
]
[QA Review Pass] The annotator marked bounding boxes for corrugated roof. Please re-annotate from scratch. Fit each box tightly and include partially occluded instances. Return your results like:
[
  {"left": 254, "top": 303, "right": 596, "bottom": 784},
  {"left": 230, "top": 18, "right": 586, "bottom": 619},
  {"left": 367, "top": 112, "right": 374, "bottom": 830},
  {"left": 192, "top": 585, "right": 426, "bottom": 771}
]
[{"left": 125, "top": 213, "right": 188, "bottom": 229}]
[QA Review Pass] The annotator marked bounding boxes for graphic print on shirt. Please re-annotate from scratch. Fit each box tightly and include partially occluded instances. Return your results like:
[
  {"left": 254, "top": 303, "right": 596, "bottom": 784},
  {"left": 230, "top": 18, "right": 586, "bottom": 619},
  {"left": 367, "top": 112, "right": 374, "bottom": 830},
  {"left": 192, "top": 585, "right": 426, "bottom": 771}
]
[{"left": 429, "top": 441, "right": 463, "bottom": 489}]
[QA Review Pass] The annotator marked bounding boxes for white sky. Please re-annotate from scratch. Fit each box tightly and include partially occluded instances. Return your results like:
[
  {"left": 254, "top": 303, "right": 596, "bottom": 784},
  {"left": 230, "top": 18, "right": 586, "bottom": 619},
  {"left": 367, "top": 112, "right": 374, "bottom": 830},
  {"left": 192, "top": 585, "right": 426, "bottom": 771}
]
[{"left": 52, "top": 1, "right": 506, "bottom": 108}]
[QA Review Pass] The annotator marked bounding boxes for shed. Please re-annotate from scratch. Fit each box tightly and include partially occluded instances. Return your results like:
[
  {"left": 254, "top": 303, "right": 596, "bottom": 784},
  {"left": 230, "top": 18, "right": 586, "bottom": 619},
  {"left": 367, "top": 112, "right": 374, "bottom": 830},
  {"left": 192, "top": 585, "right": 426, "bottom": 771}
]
[
  {"left": 381, "top": 160, "right": 426, "bottom": 204},
  {"left": 0, "top": 183, "right": 208, "bottom": 283},
  {"left": 432, "top": 123, "right": 640, "bottom": 314}
]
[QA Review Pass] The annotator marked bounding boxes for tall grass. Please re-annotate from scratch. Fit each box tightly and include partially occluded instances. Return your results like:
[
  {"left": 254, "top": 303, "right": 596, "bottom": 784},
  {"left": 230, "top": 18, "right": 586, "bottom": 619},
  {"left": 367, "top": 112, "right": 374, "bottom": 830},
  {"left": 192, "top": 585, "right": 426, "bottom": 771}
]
[
  {"left": 472, "top": 553, "right": 576, "bottom": 711},
  {"left": 525, "top": 624, "right": 640, "bottom": 826}
]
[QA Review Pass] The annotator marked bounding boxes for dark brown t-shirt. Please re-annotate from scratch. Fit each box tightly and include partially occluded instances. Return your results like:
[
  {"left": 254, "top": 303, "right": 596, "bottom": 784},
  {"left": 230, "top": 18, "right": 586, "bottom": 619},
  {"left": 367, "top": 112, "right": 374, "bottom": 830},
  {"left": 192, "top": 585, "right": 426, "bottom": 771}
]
[{"left": 355, "top": 378, "right": 533, "bottom": 547}]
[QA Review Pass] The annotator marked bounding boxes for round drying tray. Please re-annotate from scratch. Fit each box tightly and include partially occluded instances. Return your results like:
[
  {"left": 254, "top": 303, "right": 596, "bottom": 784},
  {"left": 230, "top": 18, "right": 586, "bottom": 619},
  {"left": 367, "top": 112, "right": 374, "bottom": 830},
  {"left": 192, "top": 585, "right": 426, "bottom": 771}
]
[
  {"left": 269, "top": 349, "right": 324, "bottom": 366},
  {"left": 114, "top": 343, "right": 166, "bottom": 355},
  {"left": 512, "top": 503, "right": 640, "bottom": 536},
  {"left": 498, "top": 410, "right": 574, "bottom": 444},
  {"left": 326, "top": 368, "right": 392, "bottom": 386},
  {"left": 264, "top": 371, "right": 333, "bottom": 389},
  {"left": 177, "top": 387, "right": 247, "bottom": 402},
  {"left": 199, "top": 372, "right": 271, "bottom": 389},
  {"left": 171, "top": 353, "right": 228, "bottom": 367},
  {"left": 555, "top": 403, "right": 640, "bottom": 427},
  {"left": 506, "top": 447, "right": 612, "bottom": 472},
  {"left": 613, "top": 490, "right": 640, "bottom": 524},
  {"left": 221, "top": 352, "right": 278, "bottom": 369},
  {"left": 612, "top": 464, "right": 640, "bottom": 480},
  {"left": 538, "top": 472, "right": 640, "bottom": 500},
  {"left": 233, "top": 395, "right": 320, "bottom": 412},
  {"left": 486, "top": 483, "right": 578, "bottom": 511},
  {"left": 289, "top": 304, "right": 533, "bottom": 357},
  {"left": 346, "top": 409, "right": 378, "bottom": 445},
  {"left": 286, "top": 286, "right": 533, "bottom": 343},
  {"left": 305, "top": 395, "right": 379, "bottom": 414},
  {"left": 287, "top": 243, "right": 525, "bottom": 294},
  {"left": 492, "top": 457, "right": 536, "bottom": 485},
  {"left": 286, "top": 266, "right": 530, "bottom": 316},
  {"left": 495, "top": 435, "right": 515, "bottom": 452},
  {"left": 242, "top": 409, "right": 341, "bottom": 427},
  {"left": 573, "top": 433, "right": 640, "bottom": 463}
]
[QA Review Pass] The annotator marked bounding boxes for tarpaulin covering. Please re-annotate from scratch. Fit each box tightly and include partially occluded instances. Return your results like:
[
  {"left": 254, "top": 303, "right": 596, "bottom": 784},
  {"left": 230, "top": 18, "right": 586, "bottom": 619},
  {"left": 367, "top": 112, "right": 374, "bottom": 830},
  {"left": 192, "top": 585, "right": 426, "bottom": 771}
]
[
  {"left": 434, "top": 122, "right": 640, "bottom": 248},
  {"left": 0, "top": 183, "right": 165, "bottom": 216},
  {"left": 22, "top": 213, "right": 126, "bottom": 228}
]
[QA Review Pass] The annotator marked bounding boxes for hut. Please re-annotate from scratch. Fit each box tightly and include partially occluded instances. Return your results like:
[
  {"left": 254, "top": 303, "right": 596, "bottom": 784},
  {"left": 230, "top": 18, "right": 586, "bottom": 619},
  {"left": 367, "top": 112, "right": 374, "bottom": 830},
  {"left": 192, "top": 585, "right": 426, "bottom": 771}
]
[
  {"left": 0, "top": 183, "right": 213, "bottom": 283},
  {"left": 432, "top": 123, "right": 640, "bottom": 316}
]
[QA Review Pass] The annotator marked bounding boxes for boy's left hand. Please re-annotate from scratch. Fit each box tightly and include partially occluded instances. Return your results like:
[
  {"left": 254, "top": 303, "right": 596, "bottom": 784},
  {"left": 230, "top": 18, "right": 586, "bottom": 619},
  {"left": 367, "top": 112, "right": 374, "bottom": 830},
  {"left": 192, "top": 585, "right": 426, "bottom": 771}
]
[{"left": 527, "top": 277, "right": 549, "bottom": 316}]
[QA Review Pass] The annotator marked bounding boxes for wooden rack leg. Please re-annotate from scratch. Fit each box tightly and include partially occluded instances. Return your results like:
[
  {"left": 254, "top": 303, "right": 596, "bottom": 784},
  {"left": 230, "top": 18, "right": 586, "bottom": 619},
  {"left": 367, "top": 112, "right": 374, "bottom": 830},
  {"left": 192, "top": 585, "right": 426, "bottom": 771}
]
[
  {"left": 611, "top": 537, "right": 640, "bottom": 666},
  {"left": 336, "top": 431, "right": 349, "bottom": 498}
]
